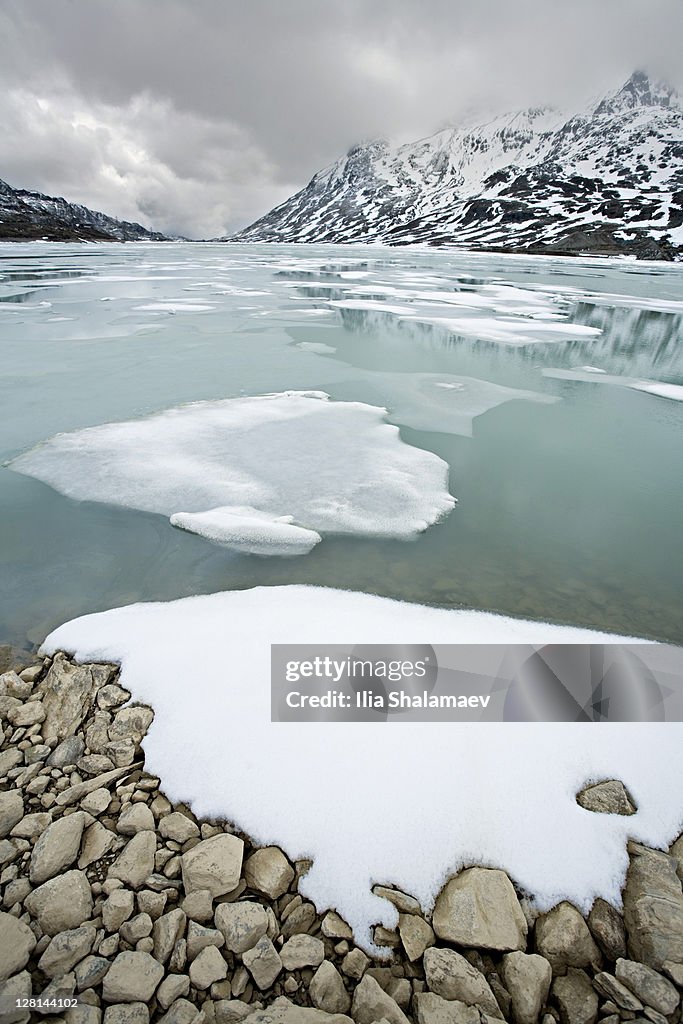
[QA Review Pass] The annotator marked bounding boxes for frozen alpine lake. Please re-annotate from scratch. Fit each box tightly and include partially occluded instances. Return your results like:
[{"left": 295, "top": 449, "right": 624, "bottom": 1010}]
[{"left": 1, "top": 241, "right": 683, "bottom": 646}]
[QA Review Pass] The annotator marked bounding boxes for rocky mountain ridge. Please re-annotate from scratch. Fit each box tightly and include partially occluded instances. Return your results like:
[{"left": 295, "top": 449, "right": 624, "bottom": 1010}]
[
  {"left": 0, "top": 179, "right": 168, "bottom": 243},
  {"left": 232, "top": 72, "right": 683, "bottom": 260}
]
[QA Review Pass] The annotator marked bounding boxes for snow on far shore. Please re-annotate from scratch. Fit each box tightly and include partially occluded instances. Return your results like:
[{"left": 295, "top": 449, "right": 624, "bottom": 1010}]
[
  {"left": 10, "top": 391, "right": 456, "bottom": 556},
  {"left": 43, "top": 585, "right": 683, "bottom": 951}
]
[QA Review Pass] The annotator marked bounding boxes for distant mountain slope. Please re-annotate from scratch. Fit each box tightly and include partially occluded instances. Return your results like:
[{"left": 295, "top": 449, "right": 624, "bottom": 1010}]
[
  {"left": 0, "top": 178, "right": 168, "bottom": 242},
  {"left": 232, "top": 72, "right": 683, "bottom": 260}
]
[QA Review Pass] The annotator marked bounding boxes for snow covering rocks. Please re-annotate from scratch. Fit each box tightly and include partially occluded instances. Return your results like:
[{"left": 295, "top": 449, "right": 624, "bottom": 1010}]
[
  {"left": 1, "top": 651, "right": 682, "bottom": 1023},
  {"left": 40, "top": 584, "right": 683, "bottom": 951},
  {"left": 10, "top": 391, "right": 456, "bottom": 557}
]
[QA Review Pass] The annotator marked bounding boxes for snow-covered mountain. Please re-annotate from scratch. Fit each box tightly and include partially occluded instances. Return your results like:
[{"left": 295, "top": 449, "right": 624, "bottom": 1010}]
[
  {"left": 0, "top": 178, "right": 168, "bottom": 242},
  {"left": 232, "top": 72, "right": 683, "bottom": 260}
]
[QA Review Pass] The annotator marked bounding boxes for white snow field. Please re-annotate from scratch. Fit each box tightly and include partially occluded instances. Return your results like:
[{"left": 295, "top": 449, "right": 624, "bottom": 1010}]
[
  {"left": 44, "top": 585, "right": 683, "bottom": 952},
  {"left": 10, "top": 391, "right": 456, "bottom": 554}
]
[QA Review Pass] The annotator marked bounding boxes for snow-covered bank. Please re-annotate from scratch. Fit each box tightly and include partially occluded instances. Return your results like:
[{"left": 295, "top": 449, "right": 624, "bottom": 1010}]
[{"left": 43, "top": 585, "right": 683, "bottom": 949}]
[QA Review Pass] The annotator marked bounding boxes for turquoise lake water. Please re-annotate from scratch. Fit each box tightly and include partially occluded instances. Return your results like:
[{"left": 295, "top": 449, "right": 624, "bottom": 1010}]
[{"left": 1, "top": 242, "right": 682, "bottom": 647}]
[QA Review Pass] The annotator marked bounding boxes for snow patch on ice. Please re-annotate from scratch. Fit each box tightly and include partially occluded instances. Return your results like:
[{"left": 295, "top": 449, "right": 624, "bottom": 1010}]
[
  {"left": 403, "top": 314, "right": 601, "bottom": 345},
  {"left": 295, "top": 341, "right": 337, "bottom": 354},
  {"left": 543, "top": 368, "right": 683, "bottom": 401},
  {"left": 42, "top": 584, "right": 683, "bottom": 951}
]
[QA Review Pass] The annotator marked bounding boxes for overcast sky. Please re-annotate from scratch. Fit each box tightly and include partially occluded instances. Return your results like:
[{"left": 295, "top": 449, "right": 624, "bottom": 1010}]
[{"left": 1, "top": 0, "right": 681, "bottom": 238}]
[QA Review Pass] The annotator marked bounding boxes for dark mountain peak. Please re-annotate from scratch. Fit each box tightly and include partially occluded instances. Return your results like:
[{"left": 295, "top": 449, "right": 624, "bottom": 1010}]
[{"left": 594, "top": 70, "right": 678, "bottom": 117}]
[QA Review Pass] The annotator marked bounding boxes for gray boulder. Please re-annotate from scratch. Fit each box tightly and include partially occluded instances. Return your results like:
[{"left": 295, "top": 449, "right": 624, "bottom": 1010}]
[
  {"left": 38, "top": 925, "right": 97, "bottom": 978},
  {"left": 534, "top": 902, "right": 601, "bottom": 974},
  {"left": 243, "top": 846, "right": 294, "bottom": 899},
  {"left": 0, "top": 790, "right": 24, "bottom": 838},
  {"left": 309, "top": 960, "right": 351, "bottom": 1014},
  {"left": 615, "top": 957, "right": 679, "bottom": 1015},
  {"left": 551, "top": 968, "right": 598, "bottom": 1024},
  {"left": 108, "top": 830, "right": 156, "bottom": 889},
  {"left": 432, "top": 867, "right": 527, "bottom": 951},
  {"left": 622, "top": 842, "right": 683, "bottom": 970},
  {"left": 350, "top": 974, "right": 410, "bottom": 1024},
  {"left": 215, "top": 902, "right": 269, "bottom": 955},
  {"left": 181, "top": 833, "right": 244, "bottom": 898},
  {"left": 29, "top": 811, "right": 85, "bottom": 883},
  {"left": 102, "top": 951, "right": 164, "bottom": 1003},
  {"left": 576, "top": 780, "right": 636, "bottom": 815},
  {"left": 501, "top": 950, "right": 552, "bottom": 1024},
  {"left": 242, "top": 935, "right": 282, "bottom": 990},
  {"left": 25, "top": 869, "right": 93, "bottom": 935},
  {"left": 0, "top": 911, "right": 37, "bottom": 981},
  {"left": 423, "top": 947, "right": 502, "bottom": 1018}
]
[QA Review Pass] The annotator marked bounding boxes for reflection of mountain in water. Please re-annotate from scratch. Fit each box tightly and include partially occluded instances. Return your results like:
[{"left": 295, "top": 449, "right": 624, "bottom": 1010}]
[{"left": 287, "top": 277, "right": 683, "bottom": 381}]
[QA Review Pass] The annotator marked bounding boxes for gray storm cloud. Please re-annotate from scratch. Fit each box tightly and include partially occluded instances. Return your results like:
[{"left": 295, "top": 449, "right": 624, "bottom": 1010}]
[{"left": 1, "top": 0, "right": 681, "bottom": 237}]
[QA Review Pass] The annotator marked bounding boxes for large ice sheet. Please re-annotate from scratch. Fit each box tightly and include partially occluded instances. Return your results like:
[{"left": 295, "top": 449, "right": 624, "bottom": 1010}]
[
  {"left": 10, "top": 391, "right": 456, "bottom": 554},
  {"left": 43, "top": 585, "right": 683, "bottom": 951}
]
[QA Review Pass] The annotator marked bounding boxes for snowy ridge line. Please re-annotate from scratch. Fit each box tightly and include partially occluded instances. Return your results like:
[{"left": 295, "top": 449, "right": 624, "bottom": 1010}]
[
  {"left": 231, "top": 72, "right": 683, "bottom": 261},
  {"left": 41, "top": 584, "right": 683, "bottom": 951}
]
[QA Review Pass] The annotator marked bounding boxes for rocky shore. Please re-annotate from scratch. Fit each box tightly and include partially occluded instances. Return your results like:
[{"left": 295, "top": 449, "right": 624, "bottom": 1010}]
[{"left": 0, "top": 652, "right": 682, "bottom": 1024}]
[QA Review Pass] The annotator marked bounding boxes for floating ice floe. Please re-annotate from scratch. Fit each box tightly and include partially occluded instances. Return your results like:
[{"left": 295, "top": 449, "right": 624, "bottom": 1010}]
[
  {"left": 43, "top": 584, "right": 683, "bottom": 951},
  {"left": 170, "top": 507, "right": 322, "bottom": 556},
  {"left": 134, "top": 302, "right": 216, "bottom": 313},
  {"left": 10, "top": 391, "right": 456, "bottom": 555},
  {"left": 295, "top": 341, "right": 337, "bottom": 353},
  {"left": 358, "top": 371, "right": 559, "bottom": 436},
  {"left": 543, "top": 367, "right": 683, "bottom": 402},
  {"left": 402, "top": 314, "right": 601, "bottom": 345}
]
